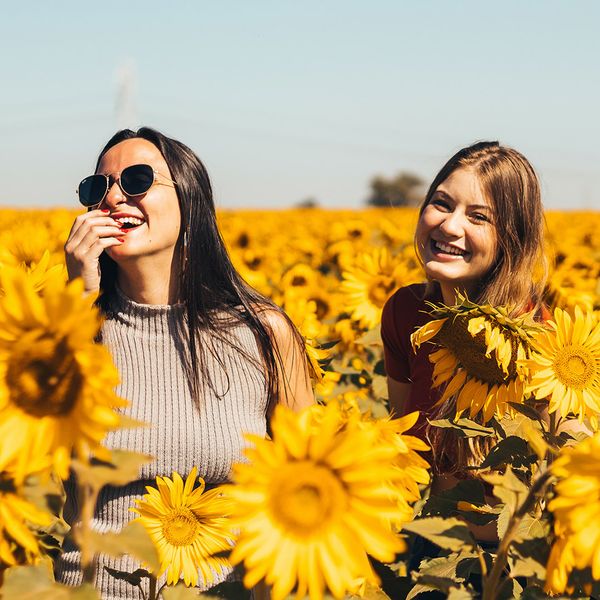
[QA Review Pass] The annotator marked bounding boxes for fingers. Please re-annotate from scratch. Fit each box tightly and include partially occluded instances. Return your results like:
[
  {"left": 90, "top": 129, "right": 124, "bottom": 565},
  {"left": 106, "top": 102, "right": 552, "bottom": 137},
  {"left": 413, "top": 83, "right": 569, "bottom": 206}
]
[
  {"left": 64, "top": 210, "right": 125, "bottom": 291},
  {"left": 66, "top": 209, "right": 123, "bottom": 249}
]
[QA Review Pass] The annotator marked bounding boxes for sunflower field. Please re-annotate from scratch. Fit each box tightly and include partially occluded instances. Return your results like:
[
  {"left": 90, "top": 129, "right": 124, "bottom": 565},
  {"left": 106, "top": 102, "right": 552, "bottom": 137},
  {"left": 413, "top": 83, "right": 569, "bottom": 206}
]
[{"left": 0, "top": 207, "right": 599, "bottom": 600}]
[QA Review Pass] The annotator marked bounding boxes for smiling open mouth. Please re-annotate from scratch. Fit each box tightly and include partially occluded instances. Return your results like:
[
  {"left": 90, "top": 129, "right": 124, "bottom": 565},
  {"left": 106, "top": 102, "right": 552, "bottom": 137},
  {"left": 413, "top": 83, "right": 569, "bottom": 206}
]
[
  {"left": 115, "top": 216, "right": 145, "bottom": 231},
  {"left": 431, "top": 239, "right": 469, "bottom": 257}
]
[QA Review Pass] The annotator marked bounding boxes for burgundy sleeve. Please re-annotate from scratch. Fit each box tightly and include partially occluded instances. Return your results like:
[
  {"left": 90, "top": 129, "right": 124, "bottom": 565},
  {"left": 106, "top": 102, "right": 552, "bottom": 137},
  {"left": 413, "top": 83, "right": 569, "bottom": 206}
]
[{"left": 381, "top": 290, "right": 412, "bottom": 382}]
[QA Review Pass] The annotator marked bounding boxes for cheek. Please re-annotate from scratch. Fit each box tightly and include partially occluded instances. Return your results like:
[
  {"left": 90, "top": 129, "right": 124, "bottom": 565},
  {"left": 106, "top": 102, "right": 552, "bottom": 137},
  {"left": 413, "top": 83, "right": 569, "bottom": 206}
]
[{"left": 415, "top": 211, "right": 433, "bottom": 246}]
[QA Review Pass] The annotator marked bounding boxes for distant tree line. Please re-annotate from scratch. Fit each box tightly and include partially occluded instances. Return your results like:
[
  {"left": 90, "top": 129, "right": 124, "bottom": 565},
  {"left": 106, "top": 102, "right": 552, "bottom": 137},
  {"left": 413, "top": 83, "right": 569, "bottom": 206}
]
[
  {"left": 295, "top": 170, "right": 426, "bottom": 208},
  {"left": 366, "top": 172, "right": 425, "bottom": 207}
]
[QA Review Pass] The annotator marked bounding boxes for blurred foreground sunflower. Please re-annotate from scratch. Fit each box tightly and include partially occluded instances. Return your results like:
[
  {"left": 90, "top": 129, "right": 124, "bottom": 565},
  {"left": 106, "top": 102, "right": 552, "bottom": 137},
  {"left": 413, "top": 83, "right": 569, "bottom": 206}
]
[
  {"left": 0, "top": 476, "right": 53, "bottom": 567},
  {"left": 412, "top": 297, "right": 539, "bottom": 422},
  {"left": 227, "top": 403, "right": 411, "bottom": 600},
  {"left": 0, "top": 269, "right": 126, "bottom": 481},
  {"left": 546, "top": 432, "right": 600, "bottom": 594},
  {"left": 0, "top": 450, "right": 54, "bottom": 568},
  {"left": 524, "top": 306, "right": 600, "bottom": 425},
  {"left": 132, "top": 467, "right": 232, "bottom": 588}
]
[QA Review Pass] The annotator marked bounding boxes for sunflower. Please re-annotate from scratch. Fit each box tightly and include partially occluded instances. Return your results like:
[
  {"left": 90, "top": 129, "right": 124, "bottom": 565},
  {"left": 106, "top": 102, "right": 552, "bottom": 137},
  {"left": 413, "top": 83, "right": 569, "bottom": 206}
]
[
  {"left": 411, "top": 297, "right": 539, "bottom": 423},
  {"left": 546, "top": 432, "right": 600, "bottom": 594},
  {"left": 227, "top": 403, "right": 414, "bottom": 600},
  {"left": 524, "top": 306, "right": 600, "bottom": 424},
  {"left": 282, "top": 296, "right": 331, "bottom": 382},
  {"left": 0, "top": 268, "right": 127, "bottom": 482},
  {"left": 0, "top": 464, "right": 53, "bottom": 567},
  {"left": 0, "top": 250, "right": 65, "bottom": 294},
  {"left": 341, "top": 247, "right": 414, "bottom": 330},
  {"left": 132, "top": 467, "right": 233, "bottom": 588}
]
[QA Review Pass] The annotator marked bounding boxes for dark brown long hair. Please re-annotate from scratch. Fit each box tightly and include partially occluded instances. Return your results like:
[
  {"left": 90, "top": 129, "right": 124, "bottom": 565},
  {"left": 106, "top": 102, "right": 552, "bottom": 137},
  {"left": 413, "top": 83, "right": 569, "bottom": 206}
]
[
  {"left": 95, "top": 127, "right": 309, "bottom": 418},
  {"left": 416, "top": 141, "right": 548, "bottom": 315}
]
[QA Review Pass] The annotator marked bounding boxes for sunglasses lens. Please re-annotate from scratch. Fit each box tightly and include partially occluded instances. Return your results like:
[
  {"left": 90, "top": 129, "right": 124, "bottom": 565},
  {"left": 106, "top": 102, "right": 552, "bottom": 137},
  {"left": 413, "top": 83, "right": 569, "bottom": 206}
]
[
  {"left": 121, "top": 164, "right": 154, "bottom": 196},
  {"left": 78, "top": 175, "right": 108, "bottom": 207}
]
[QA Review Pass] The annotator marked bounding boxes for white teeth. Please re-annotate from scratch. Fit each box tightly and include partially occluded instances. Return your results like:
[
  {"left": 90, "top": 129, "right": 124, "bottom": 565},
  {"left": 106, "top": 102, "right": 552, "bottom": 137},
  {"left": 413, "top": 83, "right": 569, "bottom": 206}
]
[
  {"left": 116, "top": 216, "right": 144, "bottom": 226},
  {"left": 434, "top": 240, "right": 467, "bottom": 256}
]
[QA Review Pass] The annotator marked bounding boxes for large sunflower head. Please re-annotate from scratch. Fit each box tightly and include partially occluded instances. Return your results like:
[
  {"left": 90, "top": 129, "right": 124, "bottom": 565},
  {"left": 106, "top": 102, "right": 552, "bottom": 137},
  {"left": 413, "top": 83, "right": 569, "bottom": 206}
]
[
  {"left": 226, "top": 403, "right": 421, "bottom": 600},
  {"left": 411, "top": 297, "right": 540, "bottom": 423},
  {"left": 132, "top": 467, "right": 233, "bottom": 588},
  {"left": 0, "top": 269, "right": 127, "bottom": 481},
  {"left": 524, "top": 306, "right": 600, "bottom": 425},
  {"left": 546, "top": 432, "right": 600, "bottom": 594}
]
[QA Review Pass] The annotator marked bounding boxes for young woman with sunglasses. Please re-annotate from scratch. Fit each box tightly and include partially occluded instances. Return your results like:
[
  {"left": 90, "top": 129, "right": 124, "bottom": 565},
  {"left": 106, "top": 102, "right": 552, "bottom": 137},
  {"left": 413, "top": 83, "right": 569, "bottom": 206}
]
[{"left": 57, "top": 127, "right": 314, "bottom": 598}]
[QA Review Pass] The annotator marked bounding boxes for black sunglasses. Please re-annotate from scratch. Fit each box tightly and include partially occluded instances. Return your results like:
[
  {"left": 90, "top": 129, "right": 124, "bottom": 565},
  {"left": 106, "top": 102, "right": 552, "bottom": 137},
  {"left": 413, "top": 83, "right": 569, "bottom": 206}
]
[{"left": 77, "top": 163, "right": 177, "bottom": 207}]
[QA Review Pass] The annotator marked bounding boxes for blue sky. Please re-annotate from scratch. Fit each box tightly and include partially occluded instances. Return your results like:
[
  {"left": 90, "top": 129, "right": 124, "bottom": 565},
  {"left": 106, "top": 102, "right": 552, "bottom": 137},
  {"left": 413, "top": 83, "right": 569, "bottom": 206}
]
[{"left": 1, "top": 1, "right": 598, "bottom": 209}]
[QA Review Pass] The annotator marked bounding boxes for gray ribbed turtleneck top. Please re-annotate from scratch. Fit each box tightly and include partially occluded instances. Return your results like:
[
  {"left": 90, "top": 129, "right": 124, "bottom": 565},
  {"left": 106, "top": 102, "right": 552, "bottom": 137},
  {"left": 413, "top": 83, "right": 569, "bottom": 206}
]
[{"left": 55, "top": 288, "right": 267, "bottom": 599}]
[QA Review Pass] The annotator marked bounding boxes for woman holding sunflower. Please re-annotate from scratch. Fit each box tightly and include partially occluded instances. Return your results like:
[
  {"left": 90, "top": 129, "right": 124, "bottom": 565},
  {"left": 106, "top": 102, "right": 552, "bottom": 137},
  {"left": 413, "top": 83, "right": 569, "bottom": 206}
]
[
  {"left": 56, "top": 127, "right": 314, "bottom": 598},
  {"left": 381, "top": 141, "right": 550, "bottom": 542}
]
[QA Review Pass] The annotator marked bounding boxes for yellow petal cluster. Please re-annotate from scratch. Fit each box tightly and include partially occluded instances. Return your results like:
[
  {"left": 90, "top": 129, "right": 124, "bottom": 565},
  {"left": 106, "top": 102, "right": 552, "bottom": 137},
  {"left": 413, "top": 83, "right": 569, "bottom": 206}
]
[
  {"left": 0, "top": 268, "right": 127, "bottom": 481},
  {"left": 546, "top": 432, "right": 600, "bottom": 594},
  {"left": 226, "top": 402, "right": 429, "bottom": 600},
  {"left": 411, "top": 299, "right": 538, "bottom": 422},
  {"left": 132, "top": 467, "right": 233, "bottom": 588},
  {"left": 524, "top": 306, "right": 600, "bottom": 424}
]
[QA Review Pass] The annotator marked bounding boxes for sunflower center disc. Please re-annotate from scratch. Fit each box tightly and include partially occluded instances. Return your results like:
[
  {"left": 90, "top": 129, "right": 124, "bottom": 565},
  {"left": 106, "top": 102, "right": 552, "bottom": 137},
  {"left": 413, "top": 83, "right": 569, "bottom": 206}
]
[
  {"left": 162, "top": 508, "right": 200, "bottom": 546},
  {"left": 368, "top": 276, "right": 396, "bottom": 308},
  {"left": 554, "top": 344, "right": 595, "bottom": 389},
  {"left": 271, "top": 462, "right": 346, "bottom": 534},
  {"left": 7, "top": 335, "right": 81, "bottom": 418},
  {"left": 438, "top": 316, "right": 516, "bottom": 386}
]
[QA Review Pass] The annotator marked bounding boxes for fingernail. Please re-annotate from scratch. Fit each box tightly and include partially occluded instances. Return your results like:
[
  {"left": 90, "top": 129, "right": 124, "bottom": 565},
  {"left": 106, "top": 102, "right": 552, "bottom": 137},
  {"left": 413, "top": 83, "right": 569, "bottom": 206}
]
[
  {"left": 117, "top": 238, "right": 125, "bottom": 242},
  {"left": 102, "top": 209, "right": 110, "bottom": 213}
]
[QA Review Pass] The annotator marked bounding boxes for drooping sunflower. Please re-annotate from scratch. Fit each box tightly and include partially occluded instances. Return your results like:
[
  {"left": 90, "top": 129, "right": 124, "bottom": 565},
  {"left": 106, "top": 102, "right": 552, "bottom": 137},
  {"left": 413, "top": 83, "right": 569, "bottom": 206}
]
[
  {"left": 546, "top": 432, "right": 600, "bottom": 594},
  {"left": 524, "top": 306, "right": 600, "bottom": 424},
  {"left": 132, "top": 467, "right": 233, "bottom": 588},
  {"left": 341, "top": 247, "right": 415, "bottom": 330},
  {"left": 0, "top": 462, "right": 53, "bottom": 567},
  {"left": 227, "top": 402, "right": 414, "bottom": 600},
  {"left": 411, "top": 297, "right": 540, "bottom": 423},
  {"left": 0, "top": 268, "right": 127, "bottom": 482}
]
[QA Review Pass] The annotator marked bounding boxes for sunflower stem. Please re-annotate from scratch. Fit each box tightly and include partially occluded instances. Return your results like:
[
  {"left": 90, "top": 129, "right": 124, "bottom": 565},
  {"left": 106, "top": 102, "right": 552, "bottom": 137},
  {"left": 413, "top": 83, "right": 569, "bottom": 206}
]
[
  {"left": 79, "top": 482, "right": 99, "bottom": 584},
  {"left": 148, "top": 574, "right": 157, "bottom": 599},
  {"left": 481, "top": 470, "right": 553, "bottom": 600}
]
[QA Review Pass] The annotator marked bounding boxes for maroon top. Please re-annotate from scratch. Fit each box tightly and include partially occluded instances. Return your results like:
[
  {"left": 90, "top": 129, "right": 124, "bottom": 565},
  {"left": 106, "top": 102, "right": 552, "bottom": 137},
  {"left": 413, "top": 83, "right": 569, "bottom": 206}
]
[{"left": 381, "top": 283, "right": 442, "bottom": 438}]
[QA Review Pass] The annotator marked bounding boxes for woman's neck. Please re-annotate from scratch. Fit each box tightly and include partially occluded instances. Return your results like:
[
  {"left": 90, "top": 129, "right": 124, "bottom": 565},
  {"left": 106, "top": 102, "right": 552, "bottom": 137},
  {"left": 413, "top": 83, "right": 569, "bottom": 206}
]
[
  {"left": 438, "top": 281, "right": 477, "bottom": 306},
  {"left": 116, "top": 255, "right": 181, "bottom": 305}
]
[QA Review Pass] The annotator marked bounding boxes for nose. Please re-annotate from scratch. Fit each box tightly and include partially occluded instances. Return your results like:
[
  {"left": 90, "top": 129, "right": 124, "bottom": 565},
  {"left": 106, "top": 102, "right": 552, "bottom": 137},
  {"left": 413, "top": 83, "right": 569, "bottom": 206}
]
[
  {"left": 100, "top": 179, "right": 126, "bottom": 210},
  {"left": 438, "top": 211, "right": 465, "bottom": 237}
]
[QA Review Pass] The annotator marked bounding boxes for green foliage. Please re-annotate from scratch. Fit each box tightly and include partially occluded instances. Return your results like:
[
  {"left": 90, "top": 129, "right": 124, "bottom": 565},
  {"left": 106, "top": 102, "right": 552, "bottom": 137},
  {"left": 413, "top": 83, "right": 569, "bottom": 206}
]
[
  {"left": 402, "top": 517, "right": 477, "bottom": 552},
  {"left": 427, "top": 418, "right": 495, "bottom": 437},
  {"left": 71, "top": 449, "right": 153, "bottom": 492},
  {"left": 74, "top": 521, "right": 160, "bottom": 573},
  {"left": 0, "top": 564, "right": 100, "bottom": 599}
]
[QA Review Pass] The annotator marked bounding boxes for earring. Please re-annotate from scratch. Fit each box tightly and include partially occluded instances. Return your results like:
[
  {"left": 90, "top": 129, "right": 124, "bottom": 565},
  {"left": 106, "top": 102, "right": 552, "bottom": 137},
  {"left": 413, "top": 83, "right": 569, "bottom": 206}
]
[{"left": 183, "top": 230, "right": 189, "bottom": 265}]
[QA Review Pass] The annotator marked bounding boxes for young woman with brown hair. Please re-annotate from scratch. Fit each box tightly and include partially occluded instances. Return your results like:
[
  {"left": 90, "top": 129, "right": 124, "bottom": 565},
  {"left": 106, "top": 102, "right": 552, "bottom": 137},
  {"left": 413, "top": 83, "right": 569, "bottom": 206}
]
[
  {"left": 382, "top": 140, "right": 547, "bottom": 435},
  {"left": 381, "top": 142, "right": 549, "bottom": 547}
]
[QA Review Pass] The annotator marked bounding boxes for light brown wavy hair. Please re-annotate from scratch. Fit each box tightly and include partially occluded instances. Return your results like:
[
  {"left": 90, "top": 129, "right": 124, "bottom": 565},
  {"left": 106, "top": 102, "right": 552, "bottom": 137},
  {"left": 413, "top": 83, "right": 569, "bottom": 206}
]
[{"left": 416, "top": 140, "right": 548, "bottom": 317}]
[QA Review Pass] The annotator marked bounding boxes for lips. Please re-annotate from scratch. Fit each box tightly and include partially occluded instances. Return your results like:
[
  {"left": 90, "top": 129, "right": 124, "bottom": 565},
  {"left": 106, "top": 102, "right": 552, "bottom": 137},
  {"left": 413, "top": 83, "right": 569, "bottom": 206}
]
[
  {"left": 430, "top": 239, "right": 469, "bottom": 257},
  {"left": 113, "top": 215, "right": 146, "bottom": 231}
]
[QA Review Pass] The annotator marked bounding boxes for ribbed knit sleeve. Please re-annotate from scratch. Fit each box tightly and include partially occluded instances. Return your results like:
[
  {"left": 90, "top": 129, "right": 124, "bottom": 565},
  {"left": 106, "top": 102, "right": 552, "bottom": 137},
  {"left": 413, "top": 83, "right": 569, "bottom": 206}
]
[{"left": 55, "top": 289, "right": 266, "bottom": 599}]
